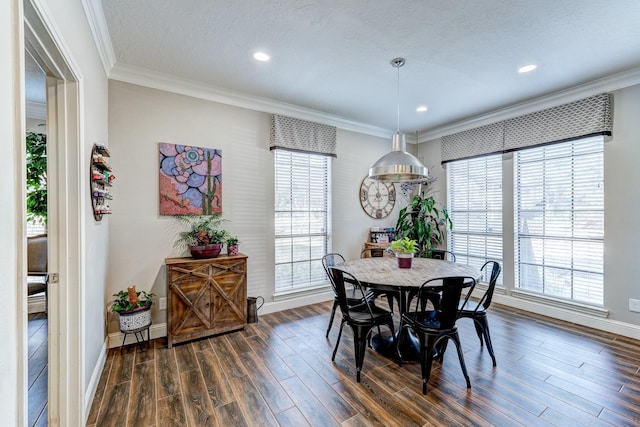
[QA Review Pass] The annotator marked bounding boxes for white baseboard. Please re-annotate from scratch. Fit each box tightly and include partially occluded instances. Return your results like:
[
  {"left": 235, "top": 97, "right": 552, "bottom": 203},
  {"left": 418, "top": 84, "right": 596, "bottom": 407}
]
[
  {"left": 107, "top": 322, "right": 168, "bottom": 349},
  {"left": 84, "top": 339, "right": 107, "bottom": 424},
  {"left": 493, "top": 294, "right": 640, "bottom": 340},
  {"left": 105, "top": 292, "right": 640, "bottom": 345}
]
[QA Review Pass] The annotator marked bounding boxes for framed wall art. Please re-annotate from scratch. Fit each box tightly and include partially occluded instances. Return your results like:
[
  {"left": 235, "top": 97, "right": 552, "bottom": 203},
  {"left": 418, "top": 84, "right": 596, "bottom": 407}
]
[{"left": 159, "top": 143, "right": 222, "bottom": 215}]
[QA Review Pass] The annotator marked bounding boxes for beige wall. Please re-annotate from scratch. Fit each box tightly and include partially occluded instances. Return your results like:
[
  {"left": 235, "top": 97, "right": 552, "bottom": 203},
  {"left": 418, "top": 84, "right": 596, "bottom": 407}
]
[
  {"left": 107, "top": 80, "right": 393, "bottom": 331},
  {"left": 418, "top": 84, "right": 640, "bottom": 329}
]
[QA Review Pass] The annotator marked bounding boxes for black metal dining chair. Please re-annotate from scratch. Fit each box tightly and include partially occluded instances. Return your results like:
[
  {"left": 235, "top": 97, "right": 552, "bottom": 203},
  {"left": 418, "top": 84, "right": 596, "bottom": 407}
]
[
  {"left": 424, "top": 249, "right": 456, "bottom": 262},
  {"left": 327, "top": 267, "right": 396, "bottom": 382},
  {"left": 323, "top": 253, "right": 381, "bottom": 338},
  {"left": 458, "top": 261, "right": 501, "bottom": 366},
  {"left": 323, "top": 253, "right": 355, "bottom": 337},
  {"left": 398, "top": 276, "right": 475, "bottom": 394}
]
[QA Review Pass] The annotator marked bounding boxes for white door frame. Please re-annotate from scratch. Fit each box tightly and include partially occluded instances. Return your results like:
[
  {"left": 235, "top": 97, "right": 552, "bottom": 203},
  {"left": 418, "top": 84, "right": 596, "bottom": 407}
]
[{"left": 23, "top": 0, "right": 84, "bottom": 425}]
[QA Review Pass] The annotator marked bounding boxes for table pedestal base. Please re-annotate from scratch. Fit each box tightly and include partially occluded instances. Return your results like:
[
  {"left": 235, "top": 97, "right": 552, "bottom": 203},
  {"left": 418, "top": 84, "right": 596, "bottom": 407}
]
[{"left": 370, "top": 330, "right": 421, "bottom": 362}]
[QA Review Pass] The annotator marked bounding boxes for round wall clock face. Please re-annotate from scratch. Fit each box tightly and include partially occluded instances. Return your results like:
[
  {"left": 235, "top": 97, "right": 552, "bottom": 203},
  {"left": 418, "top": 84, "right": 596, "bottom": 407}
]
[{"left": 359, "top": 176, "right": 396, "bottom": 219}]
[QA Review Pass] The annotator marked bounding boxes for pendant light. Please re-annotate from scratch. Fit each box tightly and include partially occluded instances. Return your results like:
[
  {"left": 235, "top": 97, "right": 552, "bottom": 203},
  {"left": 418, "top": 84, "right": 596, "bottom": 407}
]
[{"left": 368, "top": 58, "right": 429, "bottom": 182}]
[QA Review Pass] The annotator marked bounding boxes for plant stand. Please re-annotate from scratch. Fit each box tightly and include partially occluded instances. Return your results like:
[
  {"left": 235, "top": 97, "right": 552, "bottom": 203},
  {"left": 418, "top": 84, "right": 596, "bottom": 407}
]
[
  {"left": 120, "top": 323, "right": 151, "bottom": 353},
  {"left": 117, "top": 304, "right": 152, "bottom": 352}
]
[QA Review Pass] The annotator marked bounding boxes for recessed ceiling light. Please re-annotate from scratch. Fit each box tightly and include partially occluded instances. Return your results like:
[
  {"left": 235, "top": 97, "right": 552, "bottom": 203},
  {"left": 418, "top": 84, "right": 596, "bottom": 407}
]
[
  {"left": 518, "top": 64, "right": 537, "bottom": 73},
  {"left": 253, "top": 52, "right": 270, "bottom": 62},
  {"left": 416, "top": 106, "right": 428, "bottom": 113}
]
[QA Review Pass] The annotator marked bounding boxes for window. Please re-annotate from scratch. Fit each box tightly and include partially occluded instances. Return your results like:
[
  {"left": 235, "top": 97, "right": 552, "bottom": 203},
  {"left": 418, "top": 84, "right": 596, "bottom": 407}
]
[
  {"left": 274, "top": 150, "right": 329, "bottom": 292},
  {"left": 514, "top": 136, "right": 604, "bottom": 305},
  {"left": 447, "top": 154, "right": 503, "bottom": 282}
]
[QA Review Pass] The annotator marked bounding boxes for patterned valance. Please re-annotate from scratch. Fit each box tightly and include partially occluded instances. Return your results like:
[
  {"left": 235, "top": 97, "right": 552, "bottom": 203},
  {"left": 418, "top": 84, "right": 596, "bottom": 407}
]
[
  {"left": 441, "top": 93, "right": 613, "bottom": 163},
  {"left": 441, "top": 122, "right": 504, "bottom": 163},
  {"left": 270, "top": 115, "right": 337, "bottom": 157}
]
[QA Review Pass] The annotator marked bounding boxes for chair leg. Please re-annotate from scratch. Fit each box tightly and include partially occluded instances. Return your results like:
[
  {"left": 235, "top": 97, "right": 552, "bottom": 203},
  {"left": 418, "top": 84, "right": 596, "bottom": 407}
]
[
  {"left": 420, "top": 334, "right": 438, "bottom": 394},
  {"left": 332, "top": 320, "right": 346, "bottom": 361},
  {"left": 475, "top": 316, "right": 497, "bottom": 366},
  {"left": 326, "top": 299, "right": 339, "bottom": 338},
  {"left": 473, "top": 318, "right": 484, "bottom": 345},
  {"left": 352, "top": 324, "right": 373, "bottom": 383},
  {"left": 450, "top": 332, "right": 471, "bottom": 388}
]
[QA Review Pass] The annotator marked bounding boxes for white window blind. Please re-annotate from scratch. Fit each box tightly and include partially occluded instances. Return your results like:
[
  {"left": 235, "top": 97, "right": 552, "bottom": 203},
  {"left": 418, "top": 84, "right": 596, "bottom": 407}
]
[
  {"left": 514, "top": 136, "right": 604, "bottom": 305},
  {"left": 447, "top": 155, "right": 503, "bottom": 283},
  {"left": 274, "top": 150, "right": 329, "bottom": 291}
]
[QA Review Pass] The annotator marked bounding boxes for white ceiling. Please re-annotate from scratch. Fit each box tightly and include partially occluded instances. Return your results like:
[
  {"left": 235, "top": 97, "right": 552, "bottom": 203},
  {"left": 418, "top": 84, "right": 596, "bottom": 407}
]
[{"left": 57, "top": 1, "right": 640, "bottom": 136}]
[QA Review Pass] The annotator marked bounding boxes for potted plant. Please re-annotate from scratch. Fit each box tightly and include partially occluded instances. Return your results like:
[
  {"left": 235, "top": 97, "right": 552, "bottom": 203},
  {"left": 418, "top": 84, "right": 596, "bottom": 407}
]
[
  {"left": 174, "top": 214, "right": 229, "bottom": 258},
  {"left": 226, "top": 236, "right": 240, "bottom": 256},
  {"left": 390, "top": 237, "right": 418, "bottom": 268},
  {"left": 395, "top": 194, "right": 452, "bottom": 258},
  {"left": 26, "top": 131, "right": 47, "bottom": 227},
  {"left": 112, "top": 285, "right": 155, "bottom": 333}
]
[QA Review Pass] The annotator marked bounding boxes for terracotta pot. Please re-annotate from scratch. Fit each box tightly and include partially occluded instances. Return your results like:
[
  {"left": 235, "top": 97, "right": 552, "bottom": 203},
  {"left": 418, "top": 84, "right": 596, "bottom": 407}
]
[
  {"left": 396, "top": 253, "right": 414, "bottom": 269},
  {"left": 227, "top": 245, "right": 239, "bottom": 256},
  {"left": 190, "top": 243, "right": 223, "bottom": 259}
]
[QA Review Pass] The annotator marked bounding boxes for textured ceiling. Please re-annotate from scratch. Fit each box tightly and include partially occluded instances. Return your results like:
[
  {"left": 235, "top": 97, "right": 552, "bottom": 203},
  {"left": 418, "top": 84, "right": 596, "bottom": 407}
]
[{"left": 96, "top": 1, "right": 640, "bottom": 135}]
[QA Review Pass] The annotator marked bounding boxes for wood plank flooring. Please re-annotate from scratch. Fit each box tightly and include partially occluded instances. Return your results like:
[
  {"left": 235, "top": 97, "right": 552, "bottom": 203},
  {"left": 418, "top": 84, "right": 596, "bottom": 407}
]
[
  {"left": 28, "top": 312, "right": 48, "bottom": 427},
  {"left": 87, "top": 302, "right": 640, "bottom": 426}
]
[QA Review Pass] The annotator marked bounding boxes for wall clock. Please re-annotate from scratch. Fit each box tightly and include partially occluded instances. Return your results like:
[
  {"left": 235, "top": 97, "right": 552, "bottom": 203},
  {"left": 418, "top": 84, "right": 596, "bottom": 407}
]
[{"left": 359, "top": 176, "right": 396, "bottom": 219}]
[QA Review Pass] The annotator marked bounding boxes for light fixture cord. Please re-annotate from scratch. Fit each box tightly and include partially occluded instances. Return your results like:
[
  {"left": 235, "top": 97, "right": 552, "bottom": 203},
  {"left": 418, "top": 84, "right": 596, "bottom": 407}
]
[{"left": 396, "top": 63, "right": 400, "bottom": 133}]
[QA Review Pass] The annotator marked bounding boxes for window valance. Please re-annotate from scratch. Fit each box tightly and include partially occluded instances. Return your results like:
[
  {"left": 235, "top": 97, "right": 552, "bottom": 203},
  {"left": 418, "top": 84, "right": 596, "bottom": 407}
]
[
  {"left": 270, "top": 114, "right": 337, "bottom": 157},
  {"left": 441, "top": 93, "right": 612, "bottom": 163}
]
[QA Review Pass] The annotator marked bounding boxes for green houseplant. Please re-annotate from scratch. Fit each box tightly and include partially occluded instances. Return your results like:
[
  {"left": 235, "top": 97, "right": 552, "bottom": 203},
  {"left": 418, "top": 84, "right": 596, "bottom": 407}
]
[
  {"left": 174, "top": 214, "right": 229, "bottom": 258},
  {"left": 26, "top": 131, "right": 47, "bottom": 226},
  {"left": 112, "top": 286, "right": 155, "bottom": 333},
  {"left": 395, "top": 194, "right": 452, "bottom": 257},
  {"left": 226, "top": 236, "right": 240, "bottom": 256},
  {"left": 390, "top": 237, "right": 418, "bottom": 268}
]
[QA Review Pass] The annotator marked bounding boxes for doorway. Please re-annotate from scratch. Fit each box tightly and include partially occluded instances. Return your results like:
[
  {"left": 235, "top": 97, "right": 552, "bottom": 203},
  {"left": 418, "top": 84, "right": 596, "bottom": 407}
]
[
  {"left": 21, "top": 0, "right": 85, "bottom": 425},
  {"left": 25, "top": 48, "right": 48, "bottom": 426}
]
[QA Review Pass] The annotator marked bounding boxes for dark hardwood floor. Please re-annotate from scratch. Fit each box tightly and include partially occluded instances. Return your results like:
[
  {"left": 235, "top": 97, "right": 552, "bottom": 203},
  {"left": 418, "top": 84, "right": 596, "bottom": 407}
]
[
  {"left": 28, "top": 311, "right": 48, "bottom": 427},
  {"left": 87, "top": 301, "right": 640, "bottom": 426}
]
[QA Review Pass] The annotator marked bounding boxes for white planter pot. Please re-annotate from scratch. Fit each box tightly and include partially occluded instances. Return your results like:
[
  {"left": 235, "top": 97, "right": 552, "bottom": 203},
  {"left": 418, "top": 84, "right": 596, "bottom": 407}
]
[{"left": 117, "top": 304, "right": 152, "bottom": 332}]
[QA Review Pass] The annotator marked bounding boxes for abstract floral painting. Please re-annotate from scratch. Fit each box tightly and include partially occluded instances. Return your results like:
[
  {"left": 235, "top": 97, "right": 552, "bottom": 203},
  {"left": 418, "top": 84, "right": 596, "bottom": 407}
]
[{"left": 159, "top": 143, "right": 222, "bottom": 215}]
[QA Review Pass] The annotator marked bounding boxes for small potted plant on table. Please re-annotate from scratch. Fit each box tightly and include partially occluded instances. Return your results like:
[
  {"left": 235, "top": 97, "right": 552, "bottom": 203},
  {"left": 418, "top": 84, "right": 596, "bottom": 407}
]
[
  {"left": 174, "top": 214, "right": 229, "bottom": 259},
  {"left": 226, "top": 236, "right": 240, "bottom": 256},
  {"left": 112, "top": 286, "right": 155, "bottom": 350},
  {"left": 390, "top": 237, "right": 418, "bottom": 269}
]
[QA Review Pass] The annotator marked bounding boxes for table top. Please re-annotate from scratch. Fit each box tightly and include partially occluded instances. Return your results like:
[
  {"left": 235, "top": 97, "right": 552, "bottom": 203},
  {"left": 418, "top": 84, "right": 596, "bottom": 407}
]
[{"left": 336, "top": 257, "right": 481, "bottom": 291}]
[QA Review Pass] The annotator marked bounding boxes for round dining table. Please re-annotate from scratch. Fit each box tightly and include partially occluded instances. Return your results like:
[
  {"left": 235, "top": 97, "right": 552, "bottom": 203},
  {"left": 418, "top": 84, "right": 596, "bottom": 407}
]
[{"left": 336, "top": 256, "right": 481, "bottom": 361}]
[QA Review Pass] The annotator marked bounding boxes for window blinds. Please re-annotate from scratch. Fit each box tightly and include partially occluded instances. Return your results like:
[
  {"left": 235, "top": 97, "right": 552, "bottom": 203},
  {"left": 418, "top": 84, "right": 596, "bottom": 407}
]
[
  {"left": 274, "top": 150, "right": 329, "bottom": 291},
  {"left": 514, "top": 136, "right": 604, "bottom": 305},
  {"left": 447, "top": 154, "right": 503, "bottom": 283}
]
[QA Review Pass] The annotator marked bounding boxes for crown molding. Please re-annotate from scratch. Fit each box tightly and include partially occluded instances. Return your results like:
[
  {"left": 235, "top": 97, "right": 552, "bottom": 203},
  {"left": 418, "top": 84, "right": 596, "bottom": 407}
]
[
  {"left": 419, "top": 66, "right": 640, "bottom": 142},
  {"left": 81, "top": 0, "right": 115, "bottom": 76},
  {"left": 109, "top": 62, "right": 393, "bottom": 139}
]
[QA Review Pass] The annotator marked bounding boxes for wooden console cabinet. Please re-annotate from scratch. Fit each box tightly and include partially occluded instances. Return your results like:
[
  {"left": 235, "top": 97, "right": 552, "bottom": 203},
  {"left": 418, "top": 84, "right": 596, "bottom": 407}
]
[{"left": 165, "top": 254, "right": 247, "bottom": 348}]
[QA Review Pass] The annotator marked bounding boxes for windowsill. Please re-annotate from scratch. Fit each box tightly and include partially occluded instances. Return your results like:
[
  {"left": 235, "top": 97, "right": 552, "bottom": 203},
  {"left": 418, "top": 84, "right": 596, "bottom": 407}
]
[
  {"left": 510, "top": 289, "right": 609, "bottom": 318},
  {"left": 273, "top": 283, "right": 332, "bottom": 302}
]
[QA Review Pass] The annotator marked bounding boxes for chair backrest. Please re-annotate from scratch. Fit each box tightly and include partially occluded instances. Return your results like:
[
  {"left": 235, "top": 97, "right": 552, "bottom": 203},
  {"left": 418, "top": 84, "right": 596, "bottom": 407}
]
[
  {"left": 478, "top": 261, "right": 501, "bottom": 310},
  {"left": 360, "top": 248, "right": 392, "bottom": 258},
  {"left": 410, "top": 276, "right": 476, "bottom": 330},
  {"left": 322, "top": 253, "right": 345, "bottom": 273},
  {"left": 424, "top": 249, "right": 456, "bottom": 262},
  {"left": 327, "top": 267, "right": 371, "bottom": 319},
  {"left": 27, "top": 234, "right": 48, "bottom": 274}
]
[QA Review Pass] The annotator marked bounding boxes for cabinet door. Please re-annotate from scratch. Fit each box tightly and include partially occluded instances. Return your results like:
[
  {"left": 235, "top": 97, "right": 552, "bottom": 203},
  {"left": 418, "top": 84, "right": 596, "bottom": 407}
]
[
  {"left": 209, "top": 258, "right": 247, "bottom": 333},
  {"left": 168, "top": 263, "right": 214, "bottom": 341}
]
